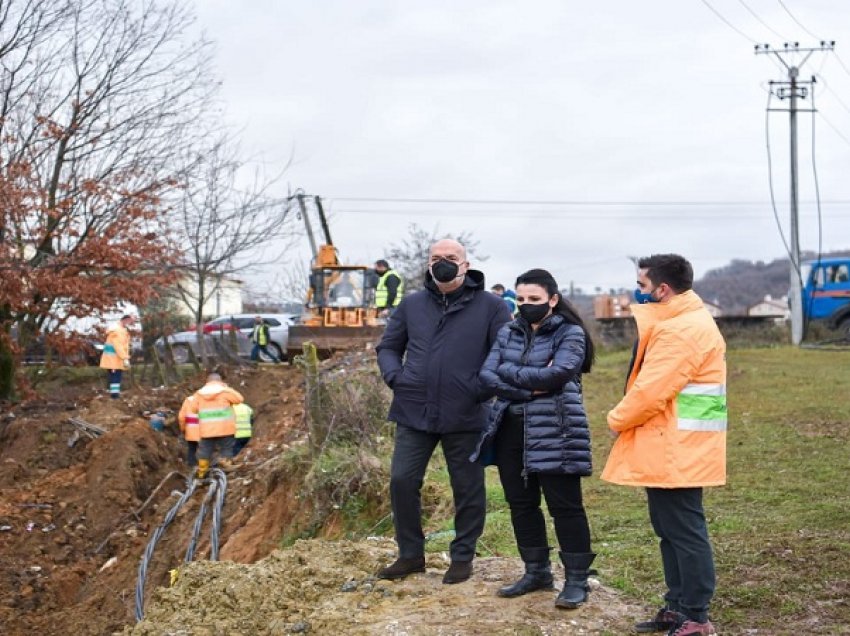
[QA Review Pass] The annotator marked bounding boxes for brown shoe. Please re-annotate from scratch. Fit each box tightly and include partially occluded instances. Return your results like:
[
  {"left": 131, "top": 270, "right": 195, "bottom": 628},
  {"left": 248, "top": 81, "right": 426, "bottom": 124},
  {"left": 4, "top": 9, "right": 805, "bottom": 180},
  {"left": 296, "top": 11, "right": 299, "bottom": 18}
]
[
  {"left": 668, "top": 619, "right": 716, "bottom": 636},
  {"left": 377, "top": 556, "right": 426, "bottom": 580},
  {"left": 442, "top": 560, "right": 473, "bottom": 584}
]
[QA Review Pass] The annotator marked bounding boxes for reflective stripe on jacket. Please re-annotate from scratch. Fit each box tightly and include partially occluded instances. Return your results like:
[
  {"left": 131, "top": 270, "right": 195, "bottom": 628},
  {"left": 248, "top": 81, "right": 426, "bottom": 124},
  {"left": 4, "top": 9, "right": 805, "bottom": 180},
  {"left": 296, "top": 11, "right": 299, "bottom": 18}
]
[
  {"left": 601, "top": 290, "right": 727, "bottom": 488},
  {"left": 233, "top": 403, "right": 254, "bottom": 439},
  {"left": 376, "top": 270, "right": 403, "bottom": 308},
  {"left": 99, "top": 323, "right": 130, "bottom": 370},
  {"left": 178, "top": 395, "right": 201, "bottom": 442},
  {"left": 189, "top": 381, "right": 244, "bottom": 438}
]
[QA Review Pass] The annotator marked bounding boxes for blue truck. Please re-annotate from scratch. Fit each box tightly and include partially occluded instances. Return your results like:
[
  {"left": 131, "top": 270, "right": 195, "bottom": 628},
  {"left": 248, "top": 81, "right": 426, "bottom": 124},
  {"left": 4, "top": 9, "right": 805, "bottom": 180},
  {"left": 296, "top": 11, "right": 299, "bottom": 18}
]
[{"left": 801, "top": 257, "right": 850, "bottom": 335}]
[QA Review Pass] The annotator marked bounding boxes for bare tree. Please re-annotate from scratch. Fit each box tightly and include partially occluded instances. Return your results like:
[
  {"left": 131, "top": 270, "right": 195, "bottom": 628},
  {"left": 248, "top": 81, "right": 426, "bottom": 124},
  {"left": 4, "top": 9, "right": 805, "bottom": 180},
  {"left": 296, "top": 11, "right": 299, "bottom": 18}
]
[
  {"left": 384, "top": 223, "right": 487, "bottom": 293},
  {"left": 0, "top": 0, "right": 217, "bottom": 399},
  {"left": 171, "top": 137, "right": 297, "bottom": 363}
]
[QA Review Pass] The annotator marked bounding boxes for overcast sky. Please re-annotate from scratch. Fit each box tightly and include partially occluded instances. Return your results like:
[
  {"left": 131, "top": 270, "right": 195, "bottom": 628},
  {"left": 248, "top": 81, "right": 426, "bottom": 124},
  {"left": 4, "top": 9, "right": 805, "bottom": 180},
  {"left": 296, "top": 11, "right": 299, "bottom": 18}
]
[{"left": 193, "top": 0, "right": 850, "bottom": 296}]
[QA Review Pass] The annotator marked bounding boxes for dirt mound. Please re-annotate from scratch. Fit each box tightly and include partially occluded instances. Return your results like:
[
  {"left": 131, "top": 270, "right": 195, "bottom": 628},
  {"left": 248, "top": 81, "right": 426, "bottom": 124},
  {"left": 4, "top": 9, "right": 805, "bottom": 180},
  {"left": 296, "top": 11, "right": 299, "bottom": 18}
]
[
  {"left": 0, "top": 363, "right": 307, "bottom": 636},
  {"left": 130, "top": 538, "right": 645, "bottom": 635}
]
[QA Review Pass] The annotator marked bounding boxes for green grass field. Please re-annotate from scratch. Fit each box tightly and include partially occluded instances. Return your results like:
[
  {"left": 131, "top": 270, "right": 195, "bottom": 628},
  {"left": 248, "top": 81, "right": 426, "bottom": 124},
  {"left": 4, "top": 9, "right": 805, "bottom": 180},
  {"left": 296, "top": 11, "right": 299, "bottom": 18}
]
[{"left": 422, "top": 347, "right": 850, "bottom": 633}]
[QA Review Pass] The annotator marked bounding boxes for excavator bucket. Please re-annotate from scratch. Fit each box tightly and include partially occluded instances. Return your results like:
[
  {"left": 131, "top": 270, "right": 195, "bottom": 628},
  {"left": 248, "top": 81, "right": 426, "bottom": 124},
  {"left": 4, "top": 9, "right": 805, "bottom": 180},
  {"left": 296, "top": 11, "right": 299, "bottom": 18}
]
[{"left": 286, "top": 324, "right": 385, "bottom": 360}]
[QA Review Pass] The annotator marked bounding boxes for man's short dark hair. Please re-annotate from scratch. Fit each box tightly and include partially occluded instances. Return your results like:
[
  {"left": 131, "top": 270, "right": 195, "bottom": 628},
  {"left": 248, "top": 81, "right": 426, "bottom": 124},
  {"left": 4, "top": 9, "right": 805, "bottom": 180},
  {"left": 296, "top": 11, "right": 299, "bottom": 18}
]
[
  {"left": 375, "top": 259, "right": 389, "bottom": 269},
  {"left": 638, "top": 254, "right": 693, "bottom": 293},
  {"left": 491, "top": 283, "right": 505, "bottom": 293}
]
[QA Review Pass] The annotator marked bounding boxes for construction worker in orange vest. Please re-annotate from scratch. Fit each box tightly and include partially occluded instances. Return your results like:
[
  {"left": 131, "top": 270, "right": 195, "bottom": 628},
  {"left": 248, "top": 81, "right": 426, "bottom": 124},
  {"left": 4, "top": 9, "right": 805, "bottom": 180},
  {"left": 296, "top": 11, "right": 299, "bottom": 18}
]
[
  {"left": 99, "top": 314, "right": 136, "bottom": 399},
  {"left": 186, "top": 372, "right": 244, "bottom": 479},
  {"left": 177, "top": 393, "right": 201, "bottom": 469}
]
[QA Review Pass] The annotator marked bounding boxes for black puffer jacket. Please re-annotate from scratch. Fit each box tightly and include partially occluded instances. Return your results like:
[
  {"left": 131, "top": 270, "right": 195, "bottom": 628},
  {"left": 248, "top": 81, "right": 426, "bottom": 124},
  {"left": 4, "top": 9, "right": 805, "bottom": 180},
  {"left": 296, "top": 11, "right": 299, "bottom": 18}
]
[
  {"left": 473, "top": 313, "right": 592, "bottom": 476},
  {"left": 376, "top": 269, "right": 511, "bottom": 434}
]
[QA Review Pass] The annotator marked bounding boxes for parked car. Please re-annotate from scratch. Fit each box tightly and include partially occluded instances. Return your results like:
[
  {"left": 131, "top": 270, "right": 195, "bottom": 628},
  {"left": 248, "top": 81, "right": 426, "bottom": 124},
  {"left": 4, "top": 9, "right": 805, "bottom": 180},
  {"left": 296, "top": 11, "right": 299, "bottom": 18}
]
[{"left": 155, "top": 313, "right": 298, "bottom": 364}]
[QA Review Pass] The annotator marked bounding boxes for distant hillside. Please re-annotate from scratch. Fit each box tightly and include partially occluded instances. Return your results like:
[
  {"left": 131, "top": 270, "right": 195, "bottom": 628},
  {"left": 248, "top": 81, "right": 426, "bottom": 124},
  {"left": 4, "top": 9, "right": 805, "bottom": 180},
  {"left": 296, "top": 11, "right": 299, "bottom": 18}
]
[{"left": 694, "top": 250, "right": 850, "bottom": 314}]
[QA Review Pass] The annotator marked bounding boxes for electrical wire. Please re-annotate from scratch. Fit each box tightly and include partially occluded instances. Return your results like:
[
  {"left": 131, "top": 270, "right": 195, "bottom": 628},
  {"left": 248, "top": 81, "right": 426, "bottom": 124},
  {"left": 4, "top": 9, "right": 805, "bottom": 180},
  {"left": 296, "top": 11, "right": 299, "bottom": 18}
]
[
  {"left": 325, "top": 196, "right": 850, "bottom": 207},
  {"left": 777, "top": 0, "right": 821, "bottom": 41},
  {"left": 699, "top": 0, "right": 758, "bottom": 43},
  {"left": 764, "top": 89, "right": 798, "bottom": 273},
  {"left": 135, "top": 477, "right": 198, "bottom": 622},
  {"left": 185, "top": 479, "right": 217, "bottom": 562},
  {"left": 805, "top": 85, "right": 825, "bottom": 338},
  {"left": 817, "top": 74, "right": 850, "bottom": 117},
  {"left": 135, "top": 469, "right": 228, "bottom": 623},
  {"left": 738, "top": 0, "right": 789, "bottom": 41},
  {"left": 817, "top": 111, "right": 850, "bottom": 147},
  {"left": 832, "top": 52, "right": 850, "bottom": 80}
]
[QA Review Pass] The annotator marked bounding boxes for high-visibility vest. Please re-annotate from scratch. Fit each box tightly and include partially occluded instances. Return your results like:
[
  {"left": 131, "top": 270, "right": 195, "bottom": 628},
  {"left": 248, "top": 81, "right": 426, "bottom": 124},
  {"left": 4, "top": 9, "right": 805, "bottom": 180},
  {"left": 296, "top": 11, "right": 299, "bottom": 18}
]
[
  {"left": 192, "top": 382, "right": 243, "bottom": 438},
  {"left": 251, "top": 323, "right": 269, "bottom": 346},
  {"left": 184, "top": 413, "right": 200, "bottom": 442},
  {"left": 179, "top": 395, "right": 201, "bottom": 442},
  {"left": 233, "top": 403, "right": 254, "bottom": 439},
  {"left": 376, "top": 269, "right": 403, "bottom": 308}
]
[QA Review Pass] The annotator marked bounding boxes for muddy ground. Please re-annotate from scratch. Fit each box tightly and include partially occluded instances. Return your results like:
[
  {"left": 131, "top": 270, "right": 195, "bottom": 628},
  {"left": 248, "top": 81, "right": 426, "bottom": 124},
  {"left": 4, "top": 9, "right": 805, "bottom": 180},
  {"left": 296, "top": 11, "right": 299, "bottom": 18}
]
[{"left": 1, "top": 360, "right": 650, "bottom": 635}]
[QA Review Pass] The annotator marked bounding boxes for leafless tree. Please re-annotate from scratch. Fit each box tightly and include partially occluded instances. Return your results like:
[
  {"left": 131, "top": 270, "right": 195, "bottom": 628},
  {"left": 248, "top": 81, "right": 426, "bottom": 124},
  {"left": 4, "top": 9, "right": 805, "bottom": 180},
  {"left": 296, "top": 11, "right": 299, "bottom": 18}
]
[
  {"left": 384, "top": 223, "right": 487, "bottom": 293},
  {"left": 0, "top": 0, "right": 217, "bottom": 354},
  {"left": 170, "top": 137, "right": 298, "bottom": 363}
]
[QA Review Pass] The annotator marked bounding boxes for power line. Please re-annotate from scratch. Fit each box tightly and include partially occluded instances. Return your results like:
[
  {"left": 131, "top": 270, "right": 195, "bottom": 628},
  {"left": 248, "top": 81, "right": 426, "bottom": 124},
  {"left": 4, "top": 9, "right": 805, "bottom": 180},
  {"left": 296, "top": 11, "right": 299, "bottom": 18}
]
[
  {"left": 326, "top": 196, "right": 850, "bottom": 207},
  {"left": 817, "top": 111, "right": 850, "bottom": 147},
  {"left": 777, "top": 0, "right": 821, "bottom": 41},
  {"left": 815, "top": 74, "right": 850, "bottom": 117},
  {"left": 699, "top": 0, "right": 757, "bottom": 42},
  {"left": 764, "top": 90, "right": 796, "bottom": 264},
  {"left": 738, "top": 0, "right": 789, "bottom": 41},
  {"left": 326, "top": 207, "right": 850, "bottom": 221}
]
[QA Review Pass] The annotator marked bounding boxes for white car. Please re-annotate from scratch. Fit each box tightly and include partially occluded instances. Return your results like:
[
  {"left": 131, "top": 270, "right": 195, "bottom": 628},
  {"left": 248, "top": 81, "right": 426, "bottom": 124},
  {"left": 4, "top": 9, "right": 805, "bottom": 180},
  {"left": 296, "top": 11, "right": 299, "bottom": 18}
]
[{"left": 156, "top": 313, "right": 297, "bottom": 363}]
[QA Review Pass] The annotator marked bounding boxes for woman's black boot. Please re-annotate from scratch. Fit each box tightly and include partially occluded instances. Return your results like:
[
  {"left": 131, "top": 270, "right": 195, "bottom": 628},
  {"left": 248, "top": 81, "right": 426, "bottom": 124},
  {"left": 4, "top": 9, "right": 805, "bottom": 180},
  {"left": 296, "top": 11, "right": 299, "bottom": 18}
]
[{"left": 497, "top": 546, "right": 555, "bottom": 598}]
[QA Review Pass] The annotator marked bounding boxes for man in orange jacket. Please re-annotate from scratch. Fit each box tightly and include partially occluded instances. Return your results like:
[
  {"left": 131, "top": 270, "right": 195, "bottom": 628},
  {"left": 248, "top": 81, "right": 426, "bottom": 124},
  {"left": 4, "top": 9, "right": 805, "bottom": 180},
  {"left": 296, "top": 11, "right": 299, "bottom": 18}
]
[
  {"left": 177, "top": 394, "right": 201, "bottom": 469},
  {"left": 99, "top": 314, "right": 136, "bottom": 399},
  {"left": 187, "top": 372, "right": 244, "bottom": 479},
  {"left": 601, "top": 254, "right": 726, "bottom": 636}
]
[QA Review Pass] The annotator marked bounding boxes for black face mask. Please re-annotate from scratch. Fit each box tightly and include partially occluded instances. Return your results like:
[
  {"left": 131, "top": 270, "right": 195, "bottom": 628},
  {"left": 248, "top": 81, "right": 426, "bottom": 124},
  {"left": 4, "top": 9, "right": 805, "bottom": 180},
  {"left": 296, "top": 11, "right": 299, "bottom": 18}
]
[
  {"left": 431, "top": 259, "right": 460, "bottom": 283},
  {"left": 518, "top": 302, "right": 550, "bottom": 324}
]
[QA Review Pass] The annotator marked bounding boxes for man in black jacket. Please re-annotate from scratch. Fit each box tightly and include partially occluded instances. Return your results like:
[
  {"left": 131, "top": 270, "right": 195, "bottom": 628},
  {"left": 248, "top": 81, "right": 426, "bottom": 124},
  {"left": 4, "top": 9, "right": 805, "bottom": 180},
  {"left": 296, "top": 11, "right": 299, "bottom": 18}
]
[{"left": 376, "top": 238, "right": 511, "bottom": 584}]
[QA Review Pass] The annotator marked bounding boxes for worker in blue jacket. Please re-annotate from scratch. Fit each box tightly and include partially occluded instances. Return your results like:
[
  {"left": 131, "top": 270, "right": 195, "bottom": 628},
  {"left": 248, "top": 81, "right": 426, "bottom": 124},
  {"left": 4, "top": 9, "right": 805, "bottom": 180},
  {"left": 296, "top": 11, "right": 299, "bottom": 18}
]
[{"left": 376, "top": 239, "right": 511, "bottom": 585}]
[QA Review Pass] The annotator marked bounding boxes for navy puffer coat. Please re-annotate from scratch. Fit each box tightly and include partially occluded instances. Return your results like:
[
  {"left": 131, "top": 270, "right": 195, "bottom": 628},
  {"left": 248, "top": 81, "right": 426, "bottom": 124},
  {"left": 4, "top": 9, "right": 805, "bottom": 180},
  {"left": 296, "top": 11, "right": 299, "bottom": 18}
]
[{"left": 473, "top": 313, "right": 592, "bottom": 476}]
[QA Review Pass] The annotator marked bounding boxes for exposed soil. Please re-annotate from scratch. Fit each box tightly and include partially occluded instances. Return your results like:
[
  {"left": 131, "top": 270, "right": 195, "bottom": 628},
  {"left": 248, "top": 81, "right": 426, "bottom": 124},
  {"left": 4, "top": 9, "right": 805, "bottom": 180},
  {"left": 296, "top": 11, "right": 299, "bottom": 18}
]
[{"left": 1, "top": 359, "right": 647, "bottom": 636}]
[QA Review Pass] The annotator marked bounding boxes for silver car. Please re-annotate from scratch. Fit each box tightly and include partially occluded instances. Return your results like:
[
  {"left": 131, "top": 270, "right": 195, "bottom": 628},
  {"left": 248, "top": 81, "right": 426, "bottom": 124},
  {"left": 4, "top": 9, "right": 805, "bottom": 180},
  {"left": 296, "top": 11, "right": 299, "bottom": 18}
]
[{"left": 156, "top": 313, "right": 297, "bottom": 364}]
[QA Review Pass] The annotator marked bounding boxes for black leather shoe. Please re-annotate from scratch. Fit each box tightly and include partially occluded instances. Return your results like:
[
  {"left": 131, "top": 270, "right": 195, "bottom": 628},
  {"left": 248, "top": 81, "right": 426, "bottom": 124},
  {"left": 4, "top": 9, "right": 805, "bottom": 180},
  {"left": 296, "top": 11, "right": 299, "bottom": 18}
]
[
  {"left": 442, "top": 560, "right": 473, "bottom": 584},
  {"left": 377, "top": 556, "right": 426, "bottom": 580},
  {"left": 635, "top": 608, "right": 685, "bottom": 633}
]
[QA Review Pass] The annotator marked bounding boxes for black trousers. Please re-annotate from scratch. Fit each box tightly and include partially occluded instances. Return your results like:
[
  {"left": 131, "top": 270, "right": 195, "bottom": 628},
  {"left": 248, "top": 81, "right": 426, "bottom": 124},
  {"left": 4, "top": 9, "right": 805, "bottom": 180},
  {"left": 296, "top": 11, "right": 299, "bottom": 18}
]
[
  {"left": 495, "top": 411, "right": 591, "bottom": 554},
  {"left": 389, "top": 424, "right": 485, "bottom": 562},
  {"left": 646, "top": 487, "right": 715, "bottom": 623}
]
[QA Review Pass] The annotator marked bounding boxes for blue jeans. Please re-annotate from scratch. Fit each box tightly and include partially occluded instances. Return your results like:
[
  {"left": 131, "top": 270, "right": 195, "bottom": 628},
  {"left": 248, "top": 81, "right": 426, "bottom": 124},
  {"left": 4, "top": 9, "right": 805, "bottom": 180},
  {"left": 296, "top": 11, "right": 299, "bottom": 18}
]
[
  {"left": 250, "top": 343, "right": 280, "bottom": 362},
  {"left": 389, "top": 424, "right": 485, "bottom": 561}
]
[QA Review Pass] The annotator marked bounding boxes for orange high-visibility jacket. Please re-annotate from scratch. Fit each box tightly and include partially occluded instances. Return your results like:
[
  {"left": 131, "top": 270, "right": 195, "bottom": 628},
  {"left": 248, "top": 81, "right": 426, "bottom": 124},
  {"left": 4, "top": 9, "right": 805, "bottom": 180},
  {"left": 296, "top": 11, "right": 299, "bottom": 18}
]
[
  {"left": 99, "top": 323, "right": 130, "bottom": 370},
  {"left": 188, "top": 381, "right": 244, "bottom": 439},
  {"left": 178, "top": 395, "right": 201, "bottom": 442},
  {"left": 601, "top": 290, "right": 727, "bottom": 488}
]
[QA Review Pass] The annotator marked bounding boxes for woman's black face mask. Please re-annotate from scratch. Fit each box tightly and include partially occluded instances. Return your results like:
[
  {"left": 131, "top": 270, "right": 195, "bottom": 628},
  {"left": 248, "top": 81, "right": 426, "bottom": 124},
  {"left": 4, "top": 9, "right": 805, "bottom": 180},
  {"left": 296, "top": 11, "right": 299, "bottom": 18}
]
[{"left": 518, "top": 302, "right": 550, "bottom": 324}]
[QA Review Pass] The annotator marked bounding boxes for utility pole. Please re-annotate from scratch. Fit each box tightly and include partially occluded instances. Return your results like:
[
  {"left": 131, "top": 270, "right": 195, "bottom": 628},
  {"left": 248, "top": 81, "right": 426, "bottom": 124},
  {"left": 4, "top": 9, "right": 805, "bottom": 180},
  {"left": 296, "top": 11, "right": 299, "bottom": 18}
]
[{"left": 756, "top": 41, "right": 834, "bottom": 345}]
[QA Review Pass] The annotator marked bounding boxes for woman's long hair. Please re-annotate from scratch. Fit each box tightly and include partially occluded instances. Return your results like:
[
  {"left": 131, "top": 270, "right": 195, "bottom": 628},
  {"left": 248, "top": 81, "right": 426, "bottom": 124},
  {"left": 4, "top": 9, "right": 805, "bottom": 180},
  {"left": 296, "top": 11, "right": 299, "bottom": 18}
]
[{"left": 515, "top": 268, "right": 595, "bottom": 373}]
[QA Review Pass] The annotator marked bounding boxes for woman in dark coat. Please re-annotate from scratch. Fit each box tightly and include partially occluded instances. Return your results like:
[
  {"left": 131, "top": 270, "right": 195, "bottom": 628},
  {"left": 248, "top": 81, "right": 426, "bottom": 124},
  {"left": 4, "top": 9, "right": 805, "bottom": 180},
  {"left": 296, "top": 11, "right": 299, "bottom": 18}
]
[{"left": 475, "top": 268, "right": 596, "bottom": 609}]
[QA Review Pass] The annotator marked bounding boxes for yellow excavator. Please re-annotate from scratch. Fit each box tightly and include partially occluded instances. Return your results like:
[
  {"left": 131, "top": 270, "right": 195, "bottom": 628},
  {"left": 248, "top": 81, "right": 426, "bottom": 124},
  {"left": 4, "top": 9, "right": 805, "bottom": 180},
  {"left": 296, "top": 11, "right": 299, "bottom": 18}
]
[{"left": 285, "top": 194, "right": 385, "bottom": 360}]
